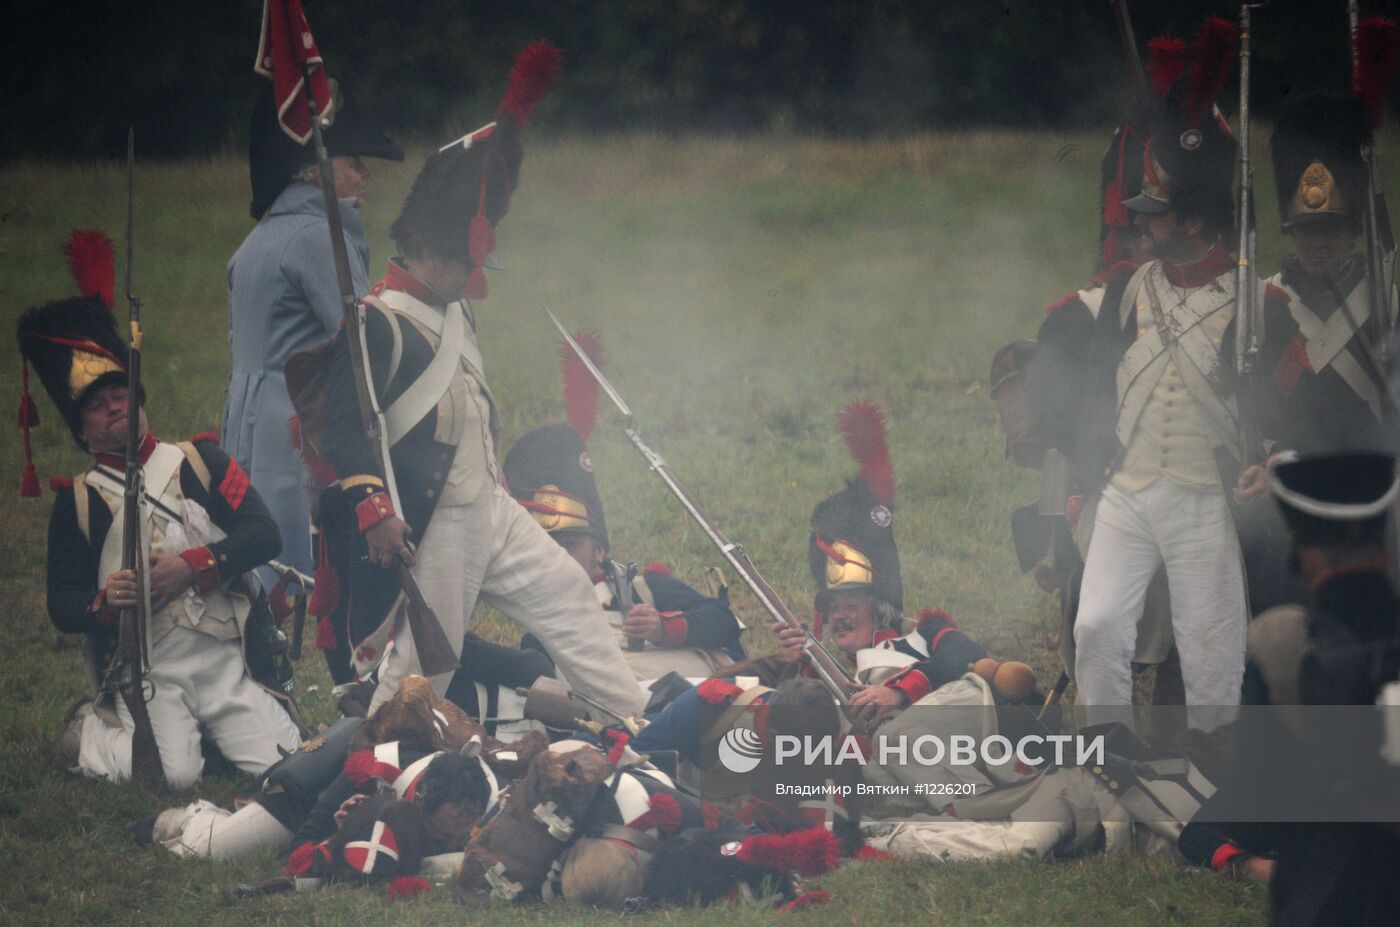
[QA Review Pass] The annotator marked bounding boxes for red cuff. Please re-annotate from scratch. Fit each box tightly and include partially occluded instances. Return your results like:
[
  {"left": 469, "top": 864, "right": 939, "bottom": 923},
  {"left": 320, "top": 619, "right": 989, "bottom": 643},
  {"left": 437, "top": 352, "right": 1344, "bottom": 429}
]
[
  {"left": 887, "top": 669, "right": 931, "bottom": 704},
  {"left": 659, "top": 612, "right": 688, "bottom": 648},
  {"left": 355, "top": 492, "right": 397, "bottom": 532},
  {"left": 1210, "top": 842, "right": 1245, "bottom": 872},
  {"left": 179, "top": 546, "right": 221, "bottom": 594},
  {"left": 91, "top": 590, "right": 119, "bottom": 628}
]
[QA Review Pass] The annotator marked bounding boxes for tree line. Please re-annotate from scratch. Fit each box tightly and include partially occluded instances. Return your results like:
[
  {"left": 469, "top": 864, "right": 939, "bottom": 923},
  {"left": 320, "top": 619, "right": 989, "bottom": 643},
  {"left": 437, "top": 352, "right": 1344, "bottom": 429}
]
[{"left": 3, "top": 0, "right": 1384, "bottom": 159}]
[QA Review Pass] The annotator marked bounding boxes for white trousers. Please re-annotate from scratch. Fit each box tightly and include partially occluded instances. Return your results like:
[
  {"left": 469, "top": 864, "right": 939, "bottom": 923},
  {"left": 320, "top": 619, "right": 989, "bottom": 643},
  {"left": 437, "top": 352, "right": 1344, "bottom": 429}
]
[
  {"left": 370, "top": 482, "right": 646, "bottom": 718},
  {"left": 79, "top": 626, "right": 302, "bottom": 789},
  {"left": 1074, "top": 480, "right": 1246, "bottom": 716},
  {"left": 161, "top": 799, "right": 292, "bottom": 860}
]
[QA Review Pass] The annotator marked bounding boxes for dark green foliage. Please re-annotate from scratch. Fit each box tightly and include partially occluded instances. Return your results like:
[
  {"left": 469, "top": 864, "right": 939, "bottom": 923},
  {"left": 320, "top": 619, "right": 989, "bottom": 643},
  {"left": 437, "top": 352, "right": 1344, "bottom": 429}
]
[{"left": 3, "top": 0, "right": 1385, "bottom": 159}]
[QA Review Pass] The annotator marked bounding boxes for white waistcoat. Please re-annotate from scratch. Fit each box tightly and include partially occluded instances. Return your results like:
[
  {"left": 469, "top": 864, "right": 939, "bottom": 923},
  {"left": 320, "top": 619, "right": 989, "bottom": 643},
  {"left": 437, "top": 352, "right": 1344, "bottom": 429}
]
[
  {"left": 85, "top": 442, "right": 247, "bottom": 645},
  {"left": 1114, "top": 261, "right": 1241, "bottom": 466}
]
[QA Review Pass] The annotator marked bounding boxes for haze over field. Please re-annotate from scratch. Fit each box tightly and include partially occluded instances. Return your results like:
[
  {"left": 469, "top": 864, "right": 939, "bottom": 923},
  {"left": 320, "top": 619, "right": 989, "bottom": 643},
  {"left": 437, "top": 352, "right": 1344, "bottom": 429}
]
[{"left": 4, "top": 127, "right": 1378, "bottom": 923}]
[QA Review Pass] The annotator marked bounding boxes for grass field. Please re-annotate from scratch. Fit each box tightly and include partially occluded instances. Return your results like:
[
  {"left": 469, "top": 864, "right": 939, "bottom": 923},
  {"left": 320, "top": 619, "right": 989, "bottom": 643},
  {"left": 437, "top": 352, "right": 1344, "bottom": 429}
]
[{"left": 5, "top": 126, "right": 1378, "bottom": 924}]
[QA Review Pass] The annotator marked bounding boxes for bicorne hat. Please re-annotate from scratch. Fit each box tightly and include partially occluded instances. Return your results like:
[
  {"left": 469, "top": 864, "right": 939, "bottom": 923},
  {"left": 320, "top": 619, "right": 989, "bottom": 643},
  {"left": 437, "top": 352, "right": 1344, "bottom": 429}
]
[{"left": 248, "top": 80, "right": 404, "bottom": 220}]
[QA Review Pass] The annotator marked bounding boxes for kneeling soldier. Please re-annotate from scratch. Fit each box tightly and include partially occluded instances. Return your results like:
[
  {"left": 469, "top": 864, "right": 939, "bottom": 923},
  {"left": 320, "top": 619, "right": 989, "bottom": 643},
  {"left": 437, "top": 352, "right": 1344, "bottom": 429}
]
[{"left": 21, "top": 233, "right": 301, "bottom": 788}]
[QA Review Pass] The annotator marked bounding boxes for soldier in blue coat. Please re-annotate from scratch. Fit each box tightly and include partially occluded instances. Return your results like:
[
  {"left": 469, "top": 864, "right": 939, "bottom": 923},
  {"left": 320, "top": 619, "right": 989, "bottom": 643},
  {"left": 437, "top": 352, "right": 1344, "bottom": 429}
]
[{"left": 222, "top": 83, "right": 401, "bottom": 594}]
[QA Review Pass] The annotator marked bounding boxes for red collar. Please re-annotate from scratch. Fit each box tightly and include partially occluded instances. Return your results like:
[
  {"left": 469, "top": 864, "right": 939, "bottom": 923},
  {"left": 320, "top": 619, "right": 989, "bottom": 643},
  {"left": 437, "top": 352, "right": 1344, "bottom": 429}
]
[
  {"left": 1161, "top": 243, "right": 1233, "bottom": 288},
  {"left": 375, "top": 258, "right": 449, "bottom": 308},
  {"left": 872, "top": 629, "right": 900, "bottom": 645},
  {"left": 94, "top": 430, "right": 158, "bottom": 470}
]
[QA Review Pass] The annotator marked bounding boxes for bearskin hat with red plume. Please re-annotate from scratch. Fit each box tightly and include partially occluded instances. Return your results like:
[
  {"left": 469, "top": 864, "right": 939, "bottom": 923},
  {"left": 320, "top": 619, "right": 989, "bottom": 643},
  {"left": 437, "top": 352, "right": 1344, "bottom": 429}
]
[
  {"left": 1123, "top": 16, "right": 1238, "bottom": 232},
  {"left": 16, "top": 232, "right": 132, "bottom": 478},
  {"left": 808, "top": 403, "right": 901, "bottom": 615},
  {"left": 1097, "top": 34, "right": 1190, "bottom": 267},
  {"left": 390, "top": 42, "right": 562, "bottom": 301},
  {"left": 503, "top": 330, "right": 608, "bottom": 549}
]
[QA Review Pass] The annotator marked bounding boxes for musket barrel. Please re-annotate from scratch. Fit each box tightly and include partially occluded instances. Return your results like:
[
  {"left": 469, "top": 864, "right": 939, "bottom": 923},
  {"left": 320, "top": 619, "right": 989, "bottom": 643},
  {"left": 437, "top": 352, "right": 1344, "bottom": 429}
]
[{"left": 551, "top": 310, "right": 855, "bottom": 699}]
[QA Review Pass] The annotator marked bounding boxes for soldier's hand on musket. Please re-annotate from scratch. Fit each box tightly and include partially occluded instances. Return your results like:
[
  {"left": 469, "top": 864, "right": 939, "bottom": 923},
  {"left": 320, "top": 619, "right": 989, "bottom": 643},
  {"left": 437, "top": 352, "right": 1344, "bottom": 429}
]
[
  {"left": 104, "top": 569, "right": 139, "bottom": 610},
  {"left": 770, "top": 620, "right": 808, "bottom": 654},
  {"left": 148, "top": 553, "right": 195, "bottom": 611},
  {"left": 849, "top": 683, "right": 908, "bottom": 725},
  {"left": 366, "top": 516, "right": 414, "bottom": 569},
  {"left": 1233, "top": 462, "right": 1270, "bottom": 504},
  {"left": 622, "top": 604, "right": 663, "bottom": 645}
]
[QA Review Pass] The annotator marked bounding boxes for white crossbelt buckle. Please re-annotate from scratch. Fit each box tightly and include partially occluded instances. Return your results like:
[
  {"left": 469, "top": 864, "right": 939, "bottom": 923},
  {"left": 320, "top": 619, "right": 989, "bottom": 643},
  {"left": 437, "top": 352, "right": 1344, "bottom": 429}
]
[
  {"left": 533, "top": 801, "right": 574, "bottom": 840},
  {"left": 484, "top": 861, "right": 523, "bottom": 900}
]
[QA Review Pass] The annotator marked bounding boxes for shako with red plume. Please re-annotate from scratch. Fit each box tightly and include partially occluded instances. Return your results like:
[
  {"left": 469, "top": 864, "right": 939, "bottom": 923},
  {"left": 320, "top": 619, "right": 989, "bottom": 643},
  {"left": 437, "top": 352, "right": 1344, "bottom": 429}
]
[
  {"left": 808, "top": 403, "right": 902, "bottom": 617},
  {"left": 16, "top": 230, "right": 132, "bottom": 496},
  {"left": 392, "top": 42, "right": 563, "bottom": 301},
  {"left": 1098, "top": 32, "right": 1184, "bottom": 267},
  {"left": 503, "top": 329, "right": 608, "bottom": 549}
]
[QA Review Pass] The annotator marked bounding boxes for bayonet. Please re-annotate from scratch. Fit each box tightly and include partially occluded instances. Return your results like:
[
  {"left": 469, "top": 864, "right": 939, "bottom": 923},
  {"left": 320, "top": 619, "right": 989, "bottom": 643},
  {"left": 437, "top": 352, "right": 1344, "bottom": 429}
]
[{"left": 547, "top": 308, "right": 856, "bottom": 705}]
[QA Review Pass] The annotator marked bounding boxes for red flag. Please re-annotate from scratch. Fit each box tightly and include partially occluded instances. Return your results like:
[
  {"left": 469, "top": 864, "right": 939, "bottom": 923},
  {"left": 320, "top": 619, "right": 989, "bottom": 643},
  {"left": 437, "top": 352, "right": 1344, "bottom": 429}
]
[{"left": 254, "top": 0, "right": 332, "bottom": 144}]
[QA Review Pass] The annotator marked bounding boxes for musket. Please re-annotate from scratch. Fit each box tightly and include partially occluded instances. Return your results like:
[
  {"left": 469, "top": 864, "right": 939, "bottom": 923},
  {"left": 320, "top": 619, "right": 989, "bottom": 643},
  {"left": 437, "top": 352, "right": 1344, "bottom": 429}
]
[
  {"left": 1351, "top": 1, "right": 1396, "bottom": 340},
  {"left": 280, "top": 4, "right": 457, "bottom": 677},
  {"left": 1109, "top": 0, "right": 1147, "bottom": 95},
  {"left": 546, "top": 308, "right": 856, "bottom": 704},
  {"left": 112, "top": 128, "right": 164, "bottom": 788},
  {"left": 606, "top": 559, "right": 645, "bottom": 651},
  {"left": 1234, "top": 3, "right": 1267, "bottom": 465}
]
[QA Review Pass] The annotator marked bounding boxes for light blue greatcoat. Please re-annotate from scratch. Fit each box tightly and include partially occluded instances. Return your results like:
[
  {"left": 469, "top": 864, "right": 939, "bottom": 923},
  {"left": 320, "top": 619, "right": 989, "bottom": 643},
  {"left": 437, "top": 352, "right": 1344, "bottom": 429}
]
[{"left": 221, "top": 183, "right": 371, "bottom": 579}]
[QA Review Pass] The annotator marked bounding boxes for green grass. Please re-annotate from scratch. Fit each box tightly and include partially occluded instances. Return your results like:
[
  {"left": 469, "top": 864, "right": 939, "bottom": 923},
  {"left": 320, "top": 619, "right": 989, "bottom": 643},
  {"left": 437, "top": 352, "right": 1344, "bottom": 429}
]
[{"left": 6, "top": 126, "right": 1377, "bottom": 923}]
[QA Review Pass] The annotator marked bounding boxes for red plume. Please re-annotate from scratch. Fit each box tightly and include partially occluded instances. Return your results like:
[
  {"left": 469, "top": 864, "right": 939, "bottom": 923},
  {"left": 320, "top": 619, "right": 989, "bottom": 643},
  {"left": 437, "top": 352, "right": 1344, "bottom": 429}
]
[
  {"left": 1185, "top": 16, "right": 1237, "bottom": 126},
  {"left": 628, "top": 792, "right": 682, "bottom": 833},
  {"left": 64, "top": 230, "right": 115, "bottom": 310},
  {"left": 343, "top": 749, "right": 379, "bottom": 786},
  {"left": 560, "top": 330, "right": 603, "bottom": 440},
  {"left": 603, "top": 727, "right": 632, "bottom": 766},
  {"left": 283, "top": 841, "right": 331, "bottom": 876},
  {"left": 1146, "top": 36, "right": 1188, "bottom": 99},
  {"left": 917, "top": 607, "right": 957, "bottom": 632},
  {"left": 838, "top": 402, "right": 894, "bottom": 505},
  {"left": 498, "top": 41, "right": 563, "bottom": 126},
  {"left": 343, "top": 749, "right": 400, "bottom": 787},
  {"left": 1354, "top": 18, "right": 1400, "bottom": 128},
  {"left": 736, "top": 827, "right": 841, "bottom": 878},
  {"left": 387, "top": 875, "right": 431, "bottom": 901}
]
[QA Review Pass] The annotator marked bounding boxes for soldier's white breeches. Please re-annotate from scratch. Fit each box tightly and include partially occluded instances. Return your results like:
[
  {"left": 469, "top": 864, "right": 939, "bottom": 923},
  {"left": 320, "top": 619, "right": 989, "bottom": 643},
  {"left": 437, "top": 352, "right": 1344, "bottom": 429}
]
[
  {"left": 1074, "top": 480, "right": 1246, "bottom": 720},
  {"left": 159, "top": 799, "right": 292, "bottom": 860},
  {"left": 370, "top": 482, "right": 646, "bottom": 719},
  {"left": 78, "top": 626, "right": 301, "bottom": 789}
]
